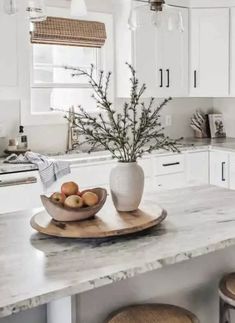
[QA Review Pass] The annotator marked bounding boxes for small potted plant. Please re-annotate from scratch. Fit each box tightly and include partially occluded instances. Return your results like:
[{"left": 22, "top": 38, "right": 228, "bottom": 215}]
[{"left": 60, "top": 64, "right": 180, "bottom": 211}]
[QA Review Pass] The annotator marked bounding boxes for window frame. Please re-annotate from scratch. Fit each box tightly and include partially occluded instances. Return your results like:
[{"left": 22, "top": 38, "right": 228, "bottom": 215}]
[
  {"left": 30, "top": 43, "right": 102, "bottom": 89},
  {"left": 19, "top": 7, "right": 114, "bottom": 125}
]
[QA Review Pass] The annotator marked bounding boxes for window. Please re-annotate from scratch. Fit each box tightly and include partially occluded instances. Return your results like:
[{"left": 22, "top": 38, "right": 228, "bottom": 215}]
[
  {"left": 20, "top": 9, "right": 113, "bottom": 126},
  {"left": 31, "top": 43, "right": 101, "bottom": 113}
]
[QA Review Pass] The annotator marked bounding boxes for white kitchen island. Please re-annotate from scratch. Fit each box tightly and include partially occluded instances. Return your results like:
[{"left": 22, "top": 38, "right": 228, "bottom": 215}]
[{"left": 1, "top": 186, "right": 235, "bottom": 323}]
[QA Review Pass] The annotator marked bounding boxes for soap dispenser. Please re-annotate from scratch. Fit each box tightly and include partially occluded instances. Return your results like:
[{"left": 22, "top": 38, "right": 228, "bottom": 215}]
[{"left": 17, "top": 125, "right": 28, "bottom": 150}]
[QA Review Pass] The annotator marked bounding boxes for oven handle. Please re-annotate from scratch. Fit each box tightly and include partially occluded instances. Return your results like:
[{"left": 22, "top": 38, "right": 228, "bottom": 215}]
[{"left": 0, "top": 177, "right": 37, "bottom": 187}]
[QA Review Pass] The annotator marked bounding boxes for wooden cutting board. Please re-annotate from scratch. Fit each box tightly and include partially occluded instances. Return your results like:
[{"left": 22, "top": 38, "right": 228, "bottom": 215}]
[{"left": 31, "top": 199, "right": 167, "bottom": 239}]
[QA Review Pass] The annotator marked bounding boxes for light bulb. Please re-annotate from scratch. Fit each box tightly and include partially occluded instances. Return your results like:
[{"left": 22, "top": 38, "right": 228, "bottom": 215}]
[
  {"left": 70, "top": 0, "right": 87, "bottom": 18},
  {"left": 3, "top": 0, "right": 18, "bottom": 15},
  {"left": 128, "top": 4, "right": 137, "bottom": 31}
]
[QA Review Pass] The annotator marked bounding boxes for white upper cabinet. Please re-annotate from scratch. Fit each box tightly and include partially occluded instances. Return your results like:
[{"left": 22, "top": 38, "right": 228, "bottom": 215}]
[
  {"left": 115, "top": 2, "right": 188, "bottom": 98},
  {"left": 189, "top": 8, "right": 230, "bottom": 97},
  {"left": 114, "top": 1, "right": 158, "bottom": 98},
  {"left": 156, "top": 6, "right": 189, "bottom": 97},
  {"left": 0, "top": 13, "right": 18, "bottom": 87},
  {"left": 134, "top": 6, "right": 158, "bottom": 98},
  {"left": 114, "top": 0, "right": 133, "bottom": 98},
  {"left": 230, "top": 8, "right": 235, "bottom": 96}
]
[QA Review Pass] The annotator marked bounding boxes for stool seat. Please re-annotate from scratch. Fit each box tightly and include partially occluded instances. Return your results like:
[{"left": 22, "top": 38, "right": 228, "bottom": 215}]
[
  {"left": 219, "top": 273, "right": 235, "bottom": 305},
  {"left": 107, "top": 304, "right": 199, "bottom": 323}
]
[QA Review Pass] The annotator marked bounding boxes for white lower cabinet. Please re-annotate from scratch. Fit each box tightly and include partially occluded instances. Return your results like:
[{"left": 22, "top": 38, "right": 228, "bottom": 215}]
[
  {"left": 155, "top": 173, "right": 186, "bottom": 190},
  {"left": 154, "top": 153, "right": 186, "bottom": 189},
  {"left": 209, "top": 150, "right": 229, "bottom": 188},
  {"left": 229, "top": 152, "right": 235, "bottom": 190},
  {"left": 0, "top": 149, "right": 231, "bottom": 214},
  {"left": 186, "top": 151, "right": 209, "bottom": 186},
  {"left": 46, "top": 161, "right": 116, "bottom": 194},
  {"left": 0, "top": 171, "right": 43, "bottom": 214}
]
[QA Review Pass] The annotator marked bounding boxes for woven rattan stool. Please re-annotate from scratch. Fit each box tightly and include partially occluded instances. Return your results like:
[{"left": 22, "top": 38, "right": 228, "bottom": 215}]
[
  {"left": 219, "top": 273, "right": 235, "bottom": 323},
  {"left": 106, "top": 304, "right": 200, "bottom": 323}
]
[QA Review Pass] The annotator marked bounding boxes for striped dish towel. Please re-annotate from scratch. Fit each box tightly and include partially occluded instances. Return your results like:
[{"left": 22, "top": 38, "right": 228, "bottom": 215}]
[{"left": 4, "top": 152, "right": 71, "bottom": 189}]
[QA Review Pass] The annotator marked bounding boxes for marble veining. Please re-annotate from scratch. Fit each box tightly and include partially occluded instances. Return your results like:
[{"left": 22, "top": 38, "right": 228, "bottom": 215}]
[{"left": 1, "top": 186, "right": 235, "bottom": 317}]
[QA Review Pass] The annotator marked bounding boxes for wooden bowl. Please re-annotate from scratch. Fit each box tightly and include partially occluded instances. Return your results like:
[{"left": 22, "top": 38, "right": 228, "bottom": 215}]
[{"left": 40, "top": 188, "right": 107, "bottom": 222}]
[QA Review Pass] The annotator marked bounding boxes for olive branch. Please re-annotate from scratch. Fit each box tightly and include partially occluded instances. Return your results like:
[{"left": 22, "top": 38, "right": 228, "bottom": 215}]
[{"left": 54, "top": 63, "right": 181, "bottom": 162}]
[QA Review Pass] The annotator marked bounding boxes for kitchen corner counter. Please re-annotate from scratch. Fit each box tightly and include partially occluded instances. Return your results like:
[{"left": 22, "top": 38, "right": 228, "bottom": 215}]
[
  {"left": 1, "top": 137, "right": 235, "bottom": 175},
  {"left": 1, "top": 185, "right": 235, "bottom": 318}
]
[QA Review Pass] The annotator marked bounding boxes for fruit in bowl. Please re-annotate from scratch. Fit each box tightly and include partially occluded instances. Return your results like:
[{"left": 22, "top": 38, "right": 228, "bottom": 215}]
[
  {"left": 50, "top": 192, "right": 66, "bottom": 205},
  {"left": 82, "top": 191, "right": 99, "bottom": 206},
  {"left": 61, "top": 181, "right": 79, "bottom": 196},
  {"left": 64, "top": 195, "right": 84, "bottom": 208},
  {"left": 41, "top": 181, "right": 107, "bottom": 222}
]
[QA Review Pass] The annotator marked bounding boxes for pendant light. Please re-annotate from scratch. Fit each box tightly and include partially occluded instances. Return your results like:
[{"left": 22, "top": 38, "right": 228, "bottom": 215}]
[
  {"left": 135, "top": 0, "right": 165, "bottom": 12},
  {"left": 3, "top": 0, "right": 18, "bottom": 15},
  {"left": 128, "top": 0, "right": 137, "bottom": 31},
  {"left": 70, "top": 0, "right": 87, "bottom": 18},
  {"left": 149, "top": 0, "right": 165, "bottom": 12}
]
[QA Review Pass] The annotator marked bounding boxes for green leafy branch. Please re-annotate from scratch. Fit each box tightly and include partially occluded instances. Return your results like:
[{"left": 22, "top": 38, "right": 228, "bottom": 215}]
[{"left": 57, "top": 64, "right": 181, "bottom": 162}]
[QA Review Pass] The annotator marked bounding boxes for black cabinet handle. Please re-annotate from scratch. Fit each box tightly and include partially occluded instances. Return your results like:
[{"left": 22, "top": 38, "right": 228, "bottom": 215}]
[
  {"left": 166, "top": 69, "right": 170, "bottom": 88},
  {"left": 222, "top": 162, "right": 226, "bottom": 182},
  {"left": 194, "top": 70, "right": 197, "bottom": 88},
  {"left": 162, "top": 162, "right": 180, "bottom": 167},
  {"left": 159, "top": 69, "right": 163, "bottom": 88}
]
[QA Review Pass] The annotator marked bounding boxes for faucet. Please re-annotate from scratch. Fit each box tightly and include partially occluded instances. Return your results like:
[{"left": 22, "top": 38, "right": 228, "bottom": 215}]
[{"left": 67, "top": 106, "right": 80, "bottom": 153}]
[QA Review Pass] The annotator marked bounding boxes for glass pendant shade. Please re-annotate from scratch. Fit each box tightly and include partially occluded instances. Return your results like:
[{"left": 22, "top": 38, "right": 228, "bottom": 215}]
[
  {"left": 70, "top": 0, "right": 87, "bottom": 17},
  {"left": 3, "top": 0, "right": 18, "bottom": 15},
  {"left": 128, "top": 1, "right": 137, "bottom": 31},
  {"left": 27, "top": 0, "right": 47, "bottom": 22}
]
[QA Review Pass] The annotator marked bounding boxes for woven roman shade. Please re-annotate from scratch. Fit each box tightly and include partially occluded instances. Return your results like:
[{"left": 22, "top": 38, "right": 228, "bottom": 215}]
[{"left": 30, "top": 16, "right": 107, "bottom": 48}]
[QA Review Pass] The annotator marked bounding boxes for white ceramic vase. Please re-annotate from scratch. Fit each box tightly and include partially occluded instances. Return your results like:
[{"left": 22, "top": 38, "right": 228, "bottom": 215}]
[{"left": 109, "top": 162, "right": 144, "bottom": 212}]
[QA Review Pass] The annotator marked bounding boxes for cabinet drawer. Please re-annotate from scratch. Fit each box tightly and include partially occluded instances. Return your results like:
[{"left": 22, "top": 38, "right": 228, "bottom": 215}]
[
  {"left": 0, "top": 171, "right": 43, "bottom": 214},
  {"left": 138, "top": 157, "right": 152, "bottom": 178},
  {"left": 155, "top": 173, "right": 186, "bottom": 190},
  {"left": 155, "top": 154, "right": 184, "bottom": 176}
]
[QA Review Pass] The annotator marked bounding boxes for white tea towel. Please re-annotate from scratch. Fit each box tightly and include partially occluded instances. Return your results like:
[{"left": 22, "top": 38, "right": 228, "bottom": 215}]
[{"left": 4, "top": 152, "right": 71, "bottom": 188}]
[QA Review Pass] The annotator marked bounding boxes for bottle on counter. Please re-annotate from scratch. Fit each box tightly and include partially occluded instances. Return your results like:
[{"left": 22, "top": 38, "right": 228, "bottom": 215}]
[
  {"left": 7, "top": 139, "right": 17, "bottom": 152},
  {"left": 17, "top": 125, "right": 28, "bottom": 150}
]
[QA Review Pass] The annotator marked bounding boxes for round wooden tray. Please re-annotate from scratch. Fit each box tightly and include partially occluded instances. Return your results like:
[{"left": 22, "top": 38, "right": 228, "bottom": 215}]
[{"left": 31, "top": 200, "right": 167, "bottom": 239}]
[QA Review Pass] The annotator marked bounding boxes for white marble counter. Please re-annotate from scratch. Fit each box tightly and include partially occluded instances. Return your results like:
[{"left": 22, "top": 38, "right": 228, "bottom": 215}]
[
  {"left": 1, "top": 137, "right": 234, "bottom": 175},
  {"left": 1, "top": 185, "right": 235, "bottom": 318}
]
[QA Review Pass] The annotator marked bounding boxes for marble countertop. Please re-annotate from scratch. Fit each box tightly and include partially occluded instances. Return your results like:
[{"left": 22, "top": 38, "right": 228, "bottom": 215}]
[
  {"left": 1, "top": 137, "right": 235, "bottom": 175},
  {"left": 1, "top": 185, "right": 235, "bottom": 317}
]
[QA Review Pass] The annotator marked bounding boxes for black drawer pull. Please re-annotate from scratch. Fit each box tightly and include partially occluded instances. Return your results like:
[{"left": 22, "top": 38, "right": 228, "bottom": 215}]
[
  {"left": 194, "top": 70, "right": 197, "bottom": 88},
  {"left": 222, "top": 162, "right": 226, "bottom": 182},
  {"left": 162, "top": 162, "right": 180, "bottom": 167},
  {"left": 159, "top": 69, "right": 163, "bottom": 88},
  {"left": 166, "top": 69, "right": 170, "bottom": 88}
]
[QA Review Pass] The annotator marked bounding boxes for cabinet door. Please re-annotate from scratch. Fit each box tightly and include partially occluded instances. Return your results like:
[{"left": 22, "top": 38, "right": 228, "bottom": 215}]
[
  {"left": 210, "top": 151, "right": 229, "bottom": 188},
  {"left": 134, "top": 6, "right": 158, "bottom": 97},
  {"left": 229, "top": 153, "right": 235, "bottom": 189},
  {"left": 190, "top": 8, "right": 229, "bottom": 97},
  {"left": 0, "top": 13, "right": 18, "bottom": 87},
  {"left": 156, "top": 6, "right": 189, "bottom": 97},
  {"left": 0, "top": 172, "right": 43, "bottom": 214},
  {"left": 46, "top": 162, "right": 115, "bottom": 194},
  {"left": 230, "top": 8, "right": 235, "bottom": 96},
  {"left": 114, "top": 0, "right": 133, "bottom": 98},
  {"left": 186, "top": 151, "right": 209, "bottom": 186}
]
